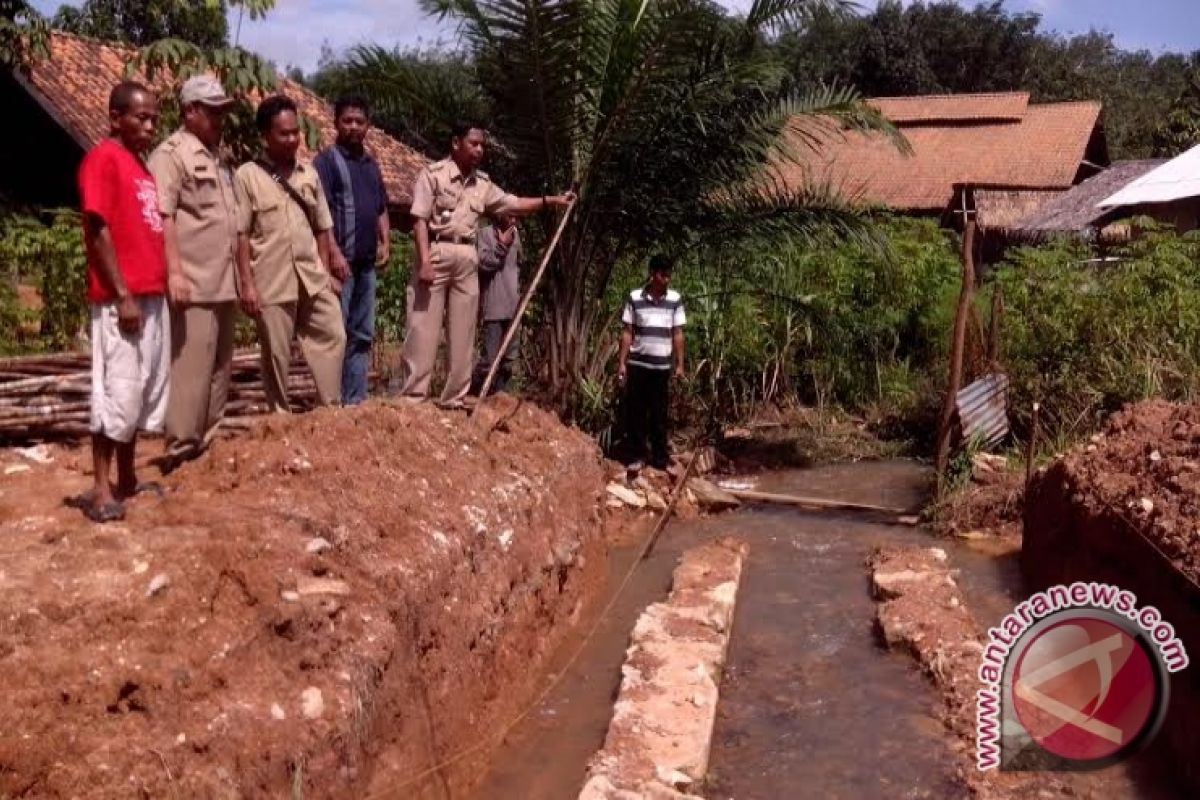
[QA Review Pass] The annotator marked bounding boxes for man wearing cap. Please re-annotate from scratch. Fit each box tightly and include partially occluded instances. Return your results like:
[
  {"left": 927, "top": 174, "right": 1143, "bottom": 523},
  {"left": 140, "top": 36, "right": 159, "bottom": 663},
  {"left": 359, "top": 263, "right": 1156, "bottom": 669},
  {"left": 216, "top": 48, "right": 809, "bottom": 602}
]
[
  {"left": 148, "top": 74, "right": 239, "bottom": 465},
  {"left": 402, "top": 120, "right": 574, "bottom": 408}
]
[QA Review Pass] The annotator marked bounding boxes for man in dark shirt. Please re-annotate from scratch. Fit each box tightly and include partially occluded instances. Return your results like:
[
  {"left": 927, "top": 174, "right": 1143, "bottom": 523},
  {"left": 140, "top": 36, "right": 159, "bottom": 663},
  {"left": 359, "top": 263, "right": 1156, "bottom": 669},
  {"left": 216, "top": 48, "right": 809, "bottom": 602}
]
[{"left": 314, "top": 95, "right": 391, "bottom": 405}]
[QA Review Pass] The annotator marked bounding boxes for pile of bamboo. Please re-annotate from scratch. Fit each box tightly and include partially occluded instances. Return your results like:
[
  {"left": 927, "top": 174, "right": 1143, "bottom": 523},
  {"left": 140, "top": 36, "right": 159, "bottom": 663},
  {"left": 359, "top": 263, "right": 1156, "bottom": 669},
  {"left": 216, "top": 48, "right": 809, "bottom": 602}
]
[{"left": 0, "top": 349, "right": 323, "bottom": 441}]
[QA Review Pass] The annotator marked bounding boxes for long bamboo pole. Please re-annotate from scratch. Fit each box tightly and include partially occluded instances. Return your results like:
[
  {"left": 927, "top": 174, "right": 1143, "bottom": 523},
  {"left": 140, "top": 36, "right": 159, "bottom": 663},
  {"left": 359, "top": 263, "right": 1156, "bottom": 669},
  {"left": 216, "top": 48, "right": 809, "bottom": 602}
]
[
  {"left": 723, "top": 488, "right": 909, "bottom": 516},
  {"left": 471, "top": 198, "right": 577, "bottom": 418},
  {"left": 935, "top": 218, "right": 978, "bottom": 494}
]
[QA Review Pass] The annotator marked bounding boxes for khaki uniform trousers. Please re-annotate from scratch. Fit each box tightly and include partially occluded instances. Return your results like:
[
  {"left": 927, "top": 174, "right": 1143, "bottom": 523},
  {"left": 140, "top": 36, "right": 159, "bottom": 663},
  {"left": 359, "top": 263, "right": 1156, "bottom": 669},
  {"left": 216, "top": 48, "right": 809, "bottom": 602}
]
[
  {"left": 400, "top": 242, "right": 479, "bottom": 404},
  {"left": 257, "top": 283, "right": 346, "bottom": 412},
  {"left": 166, "top": 302, "right": 236, "bottom": 454}
]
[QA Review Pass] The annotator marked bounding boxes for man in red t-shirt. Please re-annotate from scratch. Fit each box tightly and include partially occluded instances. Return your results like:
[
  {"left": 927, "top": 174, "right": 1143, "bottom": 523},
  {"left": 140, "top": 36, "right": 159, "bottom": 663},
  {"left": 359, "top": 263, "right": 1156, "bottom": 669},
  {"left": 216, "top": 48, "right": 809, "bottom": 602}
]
[{"left": 76, "top": 82, "right": 169, "bottom": 523}]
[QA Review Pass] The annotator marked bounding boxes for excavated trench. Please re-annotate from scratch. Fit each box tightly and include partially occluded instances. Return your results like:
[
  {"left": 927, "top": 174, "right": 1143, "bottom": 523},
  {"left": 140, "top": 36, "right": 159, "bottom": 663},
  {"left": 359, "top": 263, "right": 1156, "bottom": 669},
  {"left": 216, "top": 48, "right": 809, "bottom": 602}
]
[{"left": 474, "top": 461, "right": 1185, "bottom": 799}]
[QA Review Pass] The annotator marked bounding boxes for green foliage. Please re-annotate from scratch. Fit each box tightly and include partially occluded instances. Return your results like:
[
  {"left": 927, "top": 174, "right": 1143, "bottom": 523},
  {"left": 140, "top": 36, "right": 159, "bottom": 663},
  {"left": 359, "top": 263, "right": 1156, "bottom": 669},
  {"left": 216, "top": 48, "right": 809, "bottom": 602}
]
[
  {"left": 996, "top": 223, "right": 1200, "bottom": 443},
  {"left": 0, "top": 211, "right": 87, "bottom": 351},
  {"left": 1, "top": 0, "right": 50, "bottom": 70},
  {"left": 126, "top": 38, "right": 321, "bottom": 162},
  {"left": 52, "top": 0, "right": 229, "bottom": 49},
  {"left": 375, "top": 232, "right": 413, "bottom": 344},
  {"left": 687, "top": 216, "right": 959, "bottom": 419},
  {"left": 1154, "top": 56, "right": 1200, "bottom": 156}
]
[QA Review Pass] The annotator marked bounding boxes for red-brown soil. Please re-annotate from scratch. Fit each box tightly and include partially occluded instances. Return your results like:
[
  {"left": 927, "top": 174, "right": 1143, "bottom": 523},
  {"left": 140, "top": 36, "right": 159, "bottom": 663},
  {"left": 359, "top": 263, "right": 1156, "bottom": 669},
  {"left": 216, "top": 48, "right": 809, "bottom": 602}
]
[
  {"left": 1025, "top": 399, "right": 1200, "bottom": 792},
  {"left": 0, "top": 397, "right": 611, "bottom": 799}
]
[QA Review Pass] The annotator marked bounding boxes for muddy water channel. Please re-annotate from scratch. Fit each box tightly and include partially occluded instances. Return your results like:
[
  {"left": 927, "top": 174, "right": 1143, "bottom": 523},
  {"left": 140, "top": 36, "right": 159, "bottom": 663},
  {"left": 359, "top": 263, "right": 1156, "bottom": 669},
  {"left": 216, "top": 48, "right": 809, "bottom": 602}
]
[{"left": 475, "top": 461, "right": 1179, "bottom": 799}]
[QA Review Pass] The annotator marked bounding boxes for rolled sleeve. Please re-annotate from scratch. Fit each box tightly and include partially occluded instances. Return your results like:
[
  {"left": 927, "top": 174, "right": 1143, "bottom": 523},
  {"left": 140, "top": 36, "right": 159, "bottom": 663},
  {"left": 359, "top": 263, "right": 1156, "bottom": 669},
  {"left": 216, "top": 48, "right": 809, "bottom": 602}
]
[
  {"left": 483, "top": 181, "right": 517, "bottom": 215},
  {"left": 410, "top": 170, "right": 435, "bottom": 220},
  {"left": 234, "top": 169, "right": 254, "bottom": 234},
  {"left": 79, "top": 148, "right": 117, "bottom": 224},
  {"left": 313, "top": 174, "right": 334, "bottom": 232},
  {"left": 147, "top": 149, "right": 183, "bottom": 216}
]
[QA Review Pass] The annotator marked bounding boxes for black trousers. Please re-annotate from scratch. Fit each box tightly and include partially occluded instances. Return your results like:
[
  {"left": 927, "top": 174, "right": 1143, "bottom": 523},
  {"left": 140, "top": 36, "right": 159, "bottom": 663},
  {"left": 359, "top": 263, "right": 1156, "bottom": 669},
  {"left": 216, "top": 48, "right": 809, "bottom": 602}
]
[{"left": 624, "top": 364, "right": 670, "bottom": 466}]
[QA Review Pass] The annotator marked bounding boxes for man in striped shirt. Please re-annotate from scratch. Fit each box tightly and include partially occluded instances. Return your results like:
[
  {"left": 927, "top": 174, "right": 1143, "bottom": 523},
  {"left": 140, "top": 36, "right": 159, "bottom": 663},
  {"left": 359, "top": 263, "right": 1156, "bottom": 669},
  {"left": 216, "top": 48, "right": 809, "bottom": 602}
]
[{"left": 618, "top": 254, "right": 686, "bottom": 471}]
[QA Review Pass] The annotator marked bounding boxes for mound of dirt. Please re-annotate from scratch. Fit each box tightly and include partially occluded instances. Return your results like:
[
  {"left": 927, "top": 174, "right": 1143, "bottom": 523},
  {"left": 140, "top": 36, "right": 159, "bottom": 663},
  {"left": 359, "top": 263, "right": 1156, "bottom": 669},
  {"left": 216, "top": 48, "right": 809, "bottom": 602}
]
[
  {"left": 1025, "top": 399, "right": 1200, "bottom": 792},
  {"left": 0, "top": 398, "right": 608, "bottom": 799}
]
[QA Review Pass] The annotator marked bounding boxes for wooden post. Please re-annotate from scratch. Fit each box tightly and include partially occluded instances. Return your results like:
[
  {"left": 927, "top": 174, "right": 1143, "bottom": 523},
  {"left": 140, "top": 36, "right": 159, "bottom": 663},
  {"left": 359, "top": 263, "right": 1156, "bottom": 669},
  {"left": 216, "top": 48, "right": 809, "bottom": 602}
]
[
  {"left": 935, "top": 218, "right": 977, "bottom": 493},
  {"left": 1025, "top": 401, "right": 1040, "bottom": 495},
  {"left": 987, "top": 281, "right": 1004, "bottom": 365}
]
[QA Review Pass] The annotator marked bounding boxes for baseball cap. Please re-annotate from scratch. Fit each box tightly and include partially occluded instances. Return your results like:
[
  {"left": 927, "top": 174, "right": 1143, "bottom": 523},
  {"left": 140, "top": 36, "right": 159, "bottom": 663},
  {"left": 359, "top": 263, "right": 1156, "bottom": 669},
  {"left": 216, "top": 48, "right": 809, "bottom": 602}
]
[{"left": 180, "top": 74, "right": 235, "bottom": 108}]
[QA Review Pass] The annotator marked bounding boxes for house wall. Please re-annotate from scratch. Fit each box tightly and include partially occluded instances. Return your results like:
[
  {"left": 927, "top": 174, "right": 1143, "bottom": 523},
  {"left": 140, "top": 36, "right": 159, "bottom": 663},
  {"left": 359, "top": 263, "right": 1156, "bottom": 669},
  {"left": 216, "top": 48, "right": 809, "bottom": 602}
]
[{"left": 0, "top": 74, "right": 85, "bottom": 211}]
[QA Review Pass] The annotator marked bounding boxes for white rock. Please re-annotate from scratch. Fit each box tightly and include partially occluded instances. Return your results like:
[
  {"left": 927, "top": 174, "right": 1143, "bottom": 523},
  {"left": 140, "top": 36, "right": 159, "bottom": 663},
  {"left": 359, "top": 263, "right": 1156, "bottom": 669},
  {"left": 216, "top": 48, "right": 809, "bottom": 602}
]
[
  {"left": 132, "top": 561, "right": 150, "bottom": 575},
  {"left": 1139, "top": 498, "right": 1154, "bottom": 514},
  {"left": 15, "top": 445, "right": 53, "bottom": 465},
  {"left": 301, "top": 687, "right": 324, "bottom": 720},
  {"left": 306, "top": 537, "right": 333, "bottom": 555},
  {"left": 3, "top": 464, "right": 32, "bottom": 476},
  {"left": 1150, "top": 450, "right": 1163, "bottom": 463},
  {"left": 271, "top": 703, "right": 287, "bottom": 720},
  {"left": 176, "top": 733, "right": 186, "bottom": 745},
  {"left": 146, "top": 574, "right": 170, "bottom": 597},
  {"left": 498, "top": 529, "right": 514, "bottom": 550},
  {"left": 606, "top": 483, "right": 646, "bottom": 508},
  {"left": 928, "top": 547, "right": 948, "bottom": 562},
  {"left": 296, "top": 577, "right": 351, "bottom": 597},
  {"left": 281, "top": 591, "right": 301, "bottom": 603}
]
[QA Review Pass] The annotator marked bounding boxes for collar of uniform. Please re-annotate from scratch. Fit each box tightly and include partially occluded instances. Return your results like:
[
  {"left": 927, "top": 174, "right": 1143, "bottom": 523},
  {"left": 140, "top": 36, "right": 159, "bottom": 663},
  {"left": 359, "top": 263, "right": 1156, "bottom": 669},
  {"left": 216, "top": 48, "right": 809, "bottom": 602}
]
[
  {"left": 179, "top": 129, "right": 216, "bottom": 158},
  {"left": 336, "top": 142, "right": 374, "bottom": 162},
  {"left": 640, "top": 286, "right": 668, "bottom": 304},
  {"left": 444, "top": 158, "right": 479, "bottom": 186},
  {"left": 265, "top": 156, "right": 311, "bottom": 175}
]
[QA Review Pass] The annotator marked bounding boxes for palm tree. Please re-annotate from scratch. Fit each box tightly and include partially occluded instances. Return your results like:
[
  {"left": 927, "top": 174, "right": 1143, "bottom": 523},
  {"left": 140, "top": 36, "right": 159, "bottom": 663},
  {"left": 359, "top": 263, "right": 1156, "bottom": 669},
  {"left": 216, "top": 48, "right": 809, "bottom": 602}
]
[{"left": 350, "top": 0, "right": 901, "bottom": 413}]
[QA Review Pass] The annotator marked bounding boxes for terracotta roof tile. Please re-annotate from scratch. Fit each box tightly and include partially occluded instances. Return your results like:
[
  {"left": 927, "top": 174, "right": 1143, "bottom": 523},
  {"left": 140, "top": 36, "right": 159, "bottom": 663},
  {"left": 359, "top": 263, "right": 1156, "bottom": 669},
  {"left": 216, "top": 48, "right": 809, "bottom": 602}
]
[
  {"left": 869, "top": 92, "right": 1030, "bottom": 124},
  {"left": 23, "top": 32, "right": 427, "bottom": 207},
  {"left": 781, "top": 94, "right": 1103, "bottom": 211}
]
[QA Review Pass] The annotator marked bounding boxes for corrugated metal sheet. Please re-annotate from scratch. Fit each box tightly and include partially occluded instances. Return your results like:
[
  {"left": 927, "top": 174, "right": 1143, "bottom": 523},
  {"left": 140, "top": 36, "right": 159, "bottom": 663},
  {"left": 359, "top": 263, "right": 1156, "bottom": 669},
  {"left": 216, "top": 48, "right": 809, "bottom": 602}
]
[
  {"left": 957, "top": 373, "right": 1010, "bottom": 448},
  {"left": 1099, "top": 144, "right": 1200, "bottom": 209}
]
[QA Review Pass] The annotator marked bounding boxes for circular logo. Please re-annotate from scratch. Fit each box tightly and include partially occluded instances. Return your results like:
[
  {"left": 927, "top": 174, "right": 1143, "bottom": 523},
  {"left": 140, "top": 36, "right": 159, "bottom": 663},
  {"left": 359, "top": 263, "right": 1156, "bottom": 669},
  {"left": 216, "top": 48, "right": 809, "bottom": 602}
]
[{"left": 1010, "top": 610, "right": 1166, "bottom": 764}]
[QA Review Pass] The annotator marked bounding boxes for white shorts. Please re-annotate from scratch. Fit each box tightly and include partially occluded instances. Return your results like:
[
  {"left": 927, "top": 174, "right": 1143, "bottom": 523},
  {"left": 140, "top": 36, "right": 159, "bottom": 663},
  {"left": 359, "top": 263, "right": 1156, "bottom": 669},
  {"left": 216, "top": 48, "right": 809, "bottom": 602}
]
[{"left": 89, "top": 295, "right": 170, "bottom": 443}]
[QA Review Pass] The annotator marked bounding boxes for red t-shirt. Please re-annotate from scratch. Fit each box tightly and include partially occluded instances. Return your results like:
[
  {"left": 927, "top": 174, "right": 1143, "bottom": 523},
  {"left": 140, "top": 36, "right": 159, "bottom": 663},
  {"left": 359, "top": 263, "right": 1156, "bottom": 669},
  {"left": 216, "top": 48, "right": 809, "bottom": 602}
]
[{"left": 78, "top": 139, "right": 167, "bottom": 303}]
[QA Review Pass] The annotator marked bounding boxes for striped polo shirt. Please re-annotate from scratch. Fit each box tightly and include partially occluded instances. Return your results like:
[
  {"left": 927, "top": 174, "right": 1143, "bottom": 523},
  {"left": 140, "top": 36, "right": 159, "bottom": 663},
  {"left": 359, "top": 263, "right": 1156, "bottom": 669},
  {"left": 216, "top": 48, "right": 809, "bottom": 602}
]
[{"left": 622, "top": 287, "right": 686, "bottom": 370}]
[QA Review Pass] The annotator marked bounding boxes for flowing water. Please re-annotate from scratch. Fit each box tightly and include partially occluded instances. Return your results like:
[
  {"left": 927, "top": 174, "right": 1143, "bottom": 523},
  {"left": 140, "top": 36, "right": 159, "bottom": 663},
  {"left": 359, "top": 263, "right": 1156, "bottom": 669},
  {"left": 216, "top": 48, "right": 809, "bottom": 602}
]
[{"left": 474, "top": 461, "right": 1182, "bottom": 800}]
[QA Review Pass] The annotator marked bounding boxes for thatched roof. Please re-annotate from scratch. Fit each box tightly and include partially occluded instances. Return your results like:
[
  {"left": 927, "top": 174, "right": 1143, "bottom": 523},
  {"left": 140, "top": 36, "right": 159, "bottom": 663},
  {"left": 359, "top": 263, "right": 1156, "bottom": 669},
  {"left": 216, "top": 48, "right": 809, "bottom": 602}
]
[
  {"left": 1013, "top": 160, "right": 1166, "bottom": 236},
  {"left": 974, "top": 188, "right": 1063, "bottom": 233},
  {"left": 776, "top": 92, "right": 1106, "bottom": 213}
]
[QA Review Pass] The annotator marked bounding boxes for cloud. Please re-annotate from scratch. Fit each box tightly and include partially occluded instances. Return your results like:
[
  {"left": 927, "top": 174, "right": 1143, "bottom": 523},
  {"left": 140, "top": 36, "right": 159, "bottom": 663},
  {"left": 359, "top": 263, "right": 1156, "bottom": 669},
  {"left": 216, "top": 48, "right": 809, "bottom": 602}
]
[{"left": 233, "top": 0, "right": 455, "bottom": 72}]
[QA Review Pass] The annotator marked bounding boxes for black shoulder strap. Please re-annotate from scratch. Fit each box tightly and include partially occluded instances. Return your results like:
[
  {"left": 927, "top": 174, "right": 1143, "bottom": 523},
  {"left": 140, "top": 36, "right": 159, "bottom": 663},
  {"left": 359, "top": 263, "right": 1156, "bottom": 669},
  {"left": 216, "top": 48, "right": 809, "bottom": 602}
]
[{"left": 255, "top": 159, "right": 317, "bottom": 233}]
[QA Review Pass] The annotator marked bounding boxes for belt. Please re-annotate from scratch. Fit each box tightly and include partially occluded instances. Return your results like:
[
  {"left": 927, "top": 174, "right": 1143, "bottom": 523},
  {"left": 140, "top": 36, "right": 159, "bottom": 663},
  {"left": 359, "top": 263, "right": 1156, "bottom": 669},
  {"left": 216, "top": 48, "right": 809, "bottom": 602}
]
[{"left": 432, "top": 233, "right": 475, "bottom": 245}]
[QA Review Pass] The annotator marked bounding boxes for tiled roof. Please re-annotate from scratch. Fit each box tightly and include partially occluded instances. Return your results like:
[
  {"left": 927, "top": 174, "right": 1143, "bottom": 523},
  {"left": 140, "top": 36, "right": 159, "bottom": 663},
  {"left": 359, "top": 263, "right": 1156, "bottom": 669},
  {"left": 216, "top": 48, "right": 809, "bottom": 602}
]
[
  {"left": 780, "top": 93, "right": 1103, "bottom": 212},
  {"left": 869, "top": 92, "right": 1030, "bottom": 124},
  {"left": 21, "top": 32, "right": 426, "bottom": 207}
]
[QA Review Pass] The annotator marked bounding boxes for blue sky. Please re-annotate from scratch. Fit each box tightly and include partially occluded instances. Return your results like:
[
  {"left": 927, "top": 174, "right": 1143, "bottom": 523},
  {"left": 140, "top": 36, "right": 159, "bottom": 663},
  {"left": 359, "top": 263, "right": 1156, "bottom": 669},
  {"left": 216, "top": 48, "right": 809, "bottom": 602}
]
[{"left": 31, "top": 0, "right": 1200, "bottom": 73}]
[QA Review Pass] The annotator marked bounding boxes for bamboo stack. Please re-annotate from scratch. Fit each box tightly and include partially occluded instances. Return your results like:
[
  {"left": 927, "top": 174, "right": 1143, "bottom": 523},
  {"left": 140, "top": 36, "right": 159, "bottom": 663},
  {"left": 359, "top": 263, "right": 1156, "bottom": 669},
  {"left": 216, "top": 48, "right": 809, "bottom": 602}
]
[{"left": 0, "top": 348, "right": 334, "bottom": 441}]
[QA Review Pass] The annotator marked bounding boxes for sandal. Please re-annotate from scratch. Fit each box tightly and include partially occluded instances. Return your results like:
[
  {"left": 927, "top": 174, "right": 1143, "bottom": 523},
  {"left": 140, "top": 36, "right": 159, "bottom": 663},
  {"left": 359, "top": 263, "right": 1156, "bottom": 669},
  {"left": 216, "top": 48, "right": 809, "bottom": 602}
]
[{"left": 83, "top": 501, "right": 126, "bottom": 523}]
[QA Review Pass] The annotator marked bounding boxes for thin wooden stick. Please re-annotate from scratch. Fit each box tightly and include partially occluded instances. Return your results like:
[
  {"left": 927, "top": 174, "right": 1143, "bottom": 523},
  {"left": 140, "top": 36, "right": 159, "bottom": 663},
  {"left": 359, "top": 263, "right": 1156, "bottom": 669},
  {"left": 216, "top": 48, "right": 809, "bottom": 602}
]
[
  {"left": 723, "top": 488, "right": 909, "bottom": 516},
  {"left": 471, "top": 199, "right": 577, "bottom": 416}
]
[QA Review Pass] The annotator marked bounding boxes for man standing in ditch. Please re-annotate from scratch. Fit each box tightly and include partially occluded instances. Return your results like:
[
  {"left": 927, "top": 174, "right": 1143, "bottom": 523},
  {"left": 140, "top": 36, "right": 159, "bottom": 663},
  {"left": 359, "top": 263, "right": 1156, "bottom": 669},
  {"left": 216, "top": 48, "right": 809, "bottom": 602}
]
[
  {"left": 401, "top": 120, "right": 574, "bottom": 408},
  {"left": 77, "top": 82, "right": 169, "bottom": 522},
  {"left": 470, "top": 212, "right": 522, "bottom": 396},
  {"left": 149, "top": 75, "right": 239, "bottom": 466},
  {"left": 235, "top": 95, "right": 348, "bottom": 412},
  {"left": 314, "top": 95, "right": 391, "bottom": 406},
  {"left": 618, "top": 254, "right": 686, "bottom": 472}
]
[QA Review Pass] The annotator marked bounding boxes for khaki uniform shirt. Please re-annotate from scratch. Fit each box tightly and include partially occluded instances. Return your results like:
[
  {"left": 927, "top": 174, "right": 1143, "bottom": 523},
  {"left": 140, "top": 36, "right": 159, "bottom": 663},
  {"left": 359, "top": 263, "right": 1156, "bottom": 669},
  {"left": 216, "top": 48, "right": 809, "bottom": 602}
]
[
  {"left": 148, "top": 130, "right": 239, "bottom": 303},
  {"left": 409, "top": 158, "right": 516, "bottom": 241},
  {"left": 234, "top": 159, "right": 334, "bottom": 305}
]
